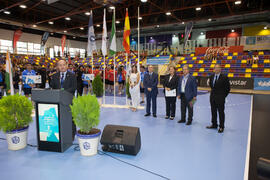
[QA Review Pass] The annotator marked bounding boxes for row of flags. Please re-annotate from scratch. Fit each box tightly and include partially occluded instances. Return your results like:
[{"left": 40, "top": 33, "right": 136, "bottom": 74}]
[{"left": 87, "top": 8, "right": 131, "bottom": 57}]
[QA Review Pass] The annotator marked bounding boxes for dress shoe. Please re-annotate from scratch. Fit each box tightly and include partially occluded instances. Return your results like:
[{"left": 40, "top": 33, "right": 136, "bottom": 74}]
[
  {"left": 170, "top": 117, "right": 174, "bottom": 120},
  {"left": 218, "top": 128, "right": 224, "bottom": 133},
  {"left": 186, "top": 121, "right": 192, "bottom": 125},
  {"left": 165, "top": 116, "right": 169, "bottom": 119},
  {"left": 177, "top": 119, "right": 186, "bottom": 123},
  {"left": 153, "top": 114, "right": 157, "bottom": 118},
  {"left": 144, "top": 113, "right": 150, "bottom": 117},
  {"left": 206, "top": 125, "right": 218, "bottom": 129}
]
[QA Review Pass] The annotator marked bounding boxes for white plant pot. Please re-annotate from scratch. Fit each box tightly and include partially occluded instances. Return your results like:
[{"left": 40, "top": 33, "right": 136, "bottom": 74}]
[
  {"left": 77, "top": 130, "right": 101, "bottom": 156},
  {"left": 6, "top": 127, "right": 28, "bottom": 151}
]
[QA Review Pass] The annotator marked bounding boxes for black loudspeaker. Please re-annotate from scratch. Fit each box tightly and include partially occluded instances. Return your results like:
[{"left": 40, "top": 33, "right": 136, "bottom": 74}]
[{"left": 100, "top": 125, "right": 141, "bottom": 156}]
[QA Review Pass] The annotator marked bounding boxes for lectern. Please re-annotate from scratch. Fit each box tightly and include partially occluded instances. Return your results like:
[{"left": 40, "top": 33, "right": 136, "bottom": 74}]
[{"left": 32, "top": 89, "right": 73, "bottom": 152}]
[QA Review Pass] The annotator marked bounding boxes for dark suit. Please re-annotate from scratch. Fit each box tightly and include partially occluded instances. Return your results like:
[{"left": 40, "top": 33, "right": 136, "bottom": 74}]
[
  {"left": 163, "top": 74, "right": 179, "bottom": 117},
  {"left": 50, "top": 71, "right": 77, "bottom": 95},
  {"left": 143, "top": 72, "right": 158, "bottom": 115},
  {"left": 50, "top": 71, "right": 77, "bottom": 140},
  {"left": 178, "top": 74, "right": 197, "bottom": 122},
  {"left": 209, "top": 73, "right": 230, "bottom": 128}
]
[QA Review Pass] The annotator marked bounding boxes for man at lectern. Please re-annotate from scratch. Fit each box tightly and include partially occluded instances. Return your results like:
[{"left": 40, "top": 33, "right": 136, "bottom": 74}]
[
  {"left": 50, "top": 59, "right": 77, "bottom": 140},
  {"left": 50, "top": 60, "right": 77, "bottom": 95}
]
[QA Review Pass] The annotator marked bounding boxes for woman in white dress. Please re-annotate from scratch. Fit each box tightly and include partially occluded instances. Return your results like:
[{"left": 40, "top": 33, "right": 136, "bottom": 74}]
[{"left": 129, "top": 65, "right": 141, "bottom": 112}]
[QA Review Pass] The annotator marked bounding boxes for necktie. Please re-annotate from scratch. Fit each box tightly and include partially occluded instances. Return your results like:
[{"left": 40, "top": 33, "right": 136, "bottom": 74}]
[
  {"left": 60, "top": 73, "right": 64, "bottom": 88},
  {"left": 213, "top": 75, "right": 218, "bottom": 86}
]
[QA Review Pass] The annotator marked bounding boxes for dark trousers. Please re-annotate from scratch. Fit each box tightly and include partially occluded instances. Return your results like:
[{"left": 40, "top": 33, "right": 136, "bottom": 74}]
[
  {"left": 146, "top": 91, "right": 157, "bottom": 115},
  {"left": 77, "top": 83, "right": 83, "bottom": 96},
  {"left": 180, "top": 93, "right": 193, "bottom": 122},
  {"left": 210, "top": 95, "right": 225, "bottom": 128},
  {"left": 165, "top": 97, "right": 176, "bottom": 117}
]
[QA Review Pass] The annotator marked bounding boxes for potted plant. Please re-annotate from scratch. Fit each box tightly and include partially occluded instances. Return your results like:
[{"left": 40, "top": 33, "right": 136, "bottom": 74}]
[
  {"left": 126, "top": 79, "right": 132, "bottom": 106},
  {"left": 92, "top": 74, "right": 104, "bottom": 104},
  {"left": 0, "top": 94, "right": 33, "bottom": 150},
  {"left": 70, "top": 94, "right": 101, "bottom": 156}
]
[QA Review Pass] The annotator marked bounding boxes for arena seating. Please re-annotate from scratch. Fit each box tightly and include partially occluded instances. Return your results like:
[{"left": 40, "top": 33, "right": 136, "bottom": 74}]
[{"left": 176, "top": 51, "right": 270, "bottom": 78}]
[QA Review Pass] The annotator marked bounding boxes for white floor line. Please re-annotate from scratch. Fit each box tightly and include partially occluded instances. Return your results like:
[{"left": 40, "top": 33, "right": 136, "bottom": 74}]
[
  {"left": 244, "top": 95, "right": 253, "bottom": 180},
  {"left": 101, "top": 104, "right": 145, "bottom": 109}
]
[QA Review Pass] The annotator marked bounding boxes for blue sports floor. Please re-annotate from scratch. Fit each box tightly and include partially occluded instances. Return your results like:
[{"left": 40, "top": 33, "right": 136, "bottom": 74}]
[{"left": 0, "top": 92, "right": 251, "bottom": 180}]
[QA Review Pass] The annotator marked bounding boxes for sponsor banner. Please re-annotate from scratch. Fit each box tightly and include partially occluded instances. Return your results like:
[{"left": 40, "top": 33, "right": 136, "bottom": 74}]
[
  {"left": 195, "top": 46, "right": 244, "bottom": 56},
  {"left": 147, "top": 56, "right": 170, "bottom": 65},
  {"left": 254, "top": 78, "right": 270, "bottom": 91},
  {"left": 13, "top": 29, "right": 23, "bottom": 50},
  {"left": 200, "top": 76, "right": 253, "bottom": 89},
  {"left": 61, "top": 35, "right": 66, "bottom": 55}
]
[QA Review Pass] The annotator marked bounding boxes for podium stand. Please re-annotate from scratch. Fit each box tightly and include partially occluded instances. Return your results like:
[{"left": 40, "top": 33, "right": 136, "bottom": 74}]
[{"left": 32, "top": 89, "right": 73, "bottom": 152}]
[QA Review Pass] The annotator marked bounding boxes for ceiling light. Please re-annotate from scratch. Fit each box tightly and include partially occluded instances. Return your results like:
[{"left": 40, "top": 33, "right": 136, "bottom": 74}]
[
  {"left": 50, "top": 32, "right": 54, "bottom": 35},
  {"left": 264, "top": 26, "right": 267, "bottom": 30},
  {"left": 196, "top": 7, "right": 201, "bottom": 11},
  {"left": 65, "top": 17, "right": 71, "bottom": 21},
  {"left": 4, "top": 10, "right": 10, "bottom": 15},
  {"left": 201, "top": 32, "right": 204, "bottom": 35},
  {"left": 231, "top": 29, "right": 235, "bottom": 32},
  {"left": 116, "top": 20, "right": 120, "bottom": 24},
  {"left": 166, "top": 12, "right": 171, "bottom": 16},
  {"left": 235, "top": 1, "right": 241, "bottom": 5},
  {"left": 73, "top": 37, "right": 76, "bottom": 39},
  {"left": 156, "top": 25, "right": 160, "bottom": 28},
  {"left": 96, "top": 24, "right": 100, "bottom": 27},
  {"left": 138, "top": 17, "right": 142, "bottom": 20},
  {"left": 85, "top": 12, "right": 90, "bottom": 16},
  {"left": 64, "top": 30, "right": 67, "bottom": 33},
  {"left": 150, "top": 37, "right": 153, "bottom": 39},
  {"left": 32, "top": 24, "right": 37, "bottom": 27},
  {"left": 48, "top": 21, "right": 54, "bottom": 25},
  {"left": 182, "top": 22, "right": 185, "bottom": 24},
  {"left": 141, "top": 0, "right": 147, "bottom": 2},
  {"left": 208, "top": 18, "right": 212, "bottom": 22},
  {"left": 19, "top": 5, "right": 27, "bottom": 9},
  {"left": 109, "top": 6, "right": 115, "bottom": 10},
  {"left": 80, "top": 27, "right": 84, "bottom": 30}
]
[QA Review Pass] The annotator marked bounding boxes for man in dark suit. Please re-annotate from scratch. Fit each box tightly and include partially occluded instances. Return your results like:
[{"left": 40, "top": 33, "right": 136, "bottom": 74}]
[
  {"left": 143, "top": 65, "right": 158, "bottom": 117},
  {"left": 177, "top": 65, "right": 197, "bottom": 125},
  {"left": 163, "top": 66, "right": 179, "bottom": 120},
  {"left": 50, "top": 60, "right": 77, "bottom": 95},
  {"left": 206, "top": 64, "right": 230, "bottom": 133},
  {"left": 50, "top": 59, "right": 77, "bottom": 139}
]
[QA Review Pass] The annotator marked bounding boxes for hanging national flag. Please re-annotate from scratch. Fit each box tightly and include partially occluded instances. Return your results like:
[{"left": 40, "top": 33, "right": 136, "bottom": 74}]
[
  {"left": 101, "top": 9, "right": 107, "bottom": 56},
  {"left": 13, "top": 30, "right": 23, "bottom": 52},
  {"left": 109, "top": 9, "right": 116, "bottom": 56},
  {"left": 184, "top": 22, "right": 193, "bottom": 47},
  {"left": 61, "top": 35, "right": 66, "bottom": 56},
  {"left": 123, "top": 9, "right": 130, "bottom": 54},
  {"left": 87, "top": 10, "right": 97, "bottom": 57},
  {"left": 5, "top": 51, "right": 14, "bottom": 95}
]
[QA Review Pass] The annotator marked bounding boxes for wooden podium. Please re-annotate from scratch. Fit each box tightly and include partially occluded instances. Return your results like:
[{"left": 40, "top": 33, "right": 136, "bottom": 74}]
[{"left": 32, "top": 89, "right": 73, "bottom": 152}]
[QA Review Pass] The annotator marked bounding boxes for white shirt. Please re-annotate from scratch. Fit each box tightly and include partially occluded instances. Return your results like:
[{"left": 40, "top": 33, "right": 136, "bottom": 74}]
[
  {"left": 60, "top": 71, "right": 67, "bottom": 82},
  {"left": 169, "top": 75, "right": 173, "bottom": 81},
  {"left": 181, "top": 74, "right": 189, "bottom": 93}
]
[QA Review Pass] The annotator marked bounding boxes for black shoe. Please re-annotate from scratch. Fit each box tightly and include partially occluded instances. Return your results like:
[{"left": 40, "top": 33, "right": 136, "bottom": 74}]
[
  {"left": 186, "top": 121, "right": 192, "bottom": 125},
  {"left": 218, "top": 128, "right": 224, "bottom": 133},
  {"left": 206, "top": 125, "right": 218, "bottom": 129},
  {"left": 153, "top": 114, "right": 157, "bottom": 118},
  {"left": 144, "top": 113, "right": 150, "bottom": 117},
  {"left": 177, "top": 119, "right": 186, "bottom": 123},
  {"left": 165, "top": 116, "right": 169, "bottom": 119},
  {"left": 140, "top": 101, "right": 145, "bottom": 104},
  {"left": 170, "top": 117, "right": 174, "bottom": 120}
]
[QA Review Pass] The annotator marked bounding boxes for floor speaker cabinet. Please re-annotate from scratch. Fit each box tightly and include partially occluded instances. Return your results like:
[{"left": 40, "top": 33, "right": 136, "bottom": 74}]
[{"left": 100, "top": 124, "right": 141, "bottom": 156}]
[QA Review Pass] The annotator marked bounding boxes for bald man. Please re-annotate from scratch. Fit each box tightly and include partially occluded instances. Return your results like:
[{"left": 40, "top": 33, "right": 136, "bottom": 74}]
[{"left": 50, "top": 60, "right": 77, "bottom": 95}]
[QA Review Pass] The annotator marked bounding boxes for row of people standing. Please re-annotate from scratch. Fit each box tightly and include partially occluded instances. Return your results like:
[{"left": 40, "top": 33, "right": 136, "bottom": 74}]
[{"left": 141, "top": 64, "right": 230, "bottom": 133}]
